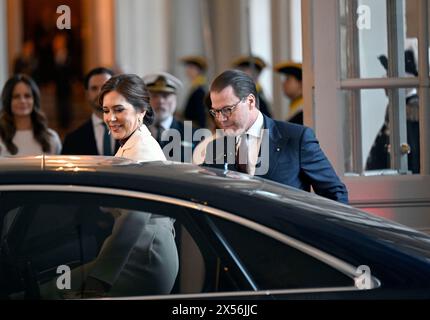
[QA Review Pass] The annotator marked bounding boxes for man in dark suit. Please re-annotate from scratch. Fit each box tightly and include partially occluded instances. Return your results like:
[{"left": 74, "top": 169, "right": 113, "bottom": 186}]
[
  {"left": 201, "top": 69, "right": 348, "bottom": 204},
  {"left": 62, "top": 67, "right": 118, "bottom": 155},
  {"left": 143, "top": 72, "right": 195, "bottom": 162}
]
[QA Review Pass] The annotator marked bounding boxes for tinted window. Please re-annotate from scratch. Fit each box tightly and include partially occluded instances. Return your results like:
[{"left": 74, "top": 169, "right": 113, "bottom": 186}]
[
  {"left": 209, "top": 215, "right": 353, "bottom": 289},
  {"left": 0, "top": 190, "right": 352, "bottom": 299},
  {"left": 0, "top": 191, "right": 222, "bottom": 299}
]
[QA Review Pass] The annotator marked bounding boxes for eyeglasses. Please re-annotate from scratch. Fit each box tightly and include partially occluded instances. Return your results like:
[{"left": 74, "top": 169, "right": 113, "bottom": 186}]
[{"left": 209, "top": 99, "right": 243, "bottom": 118}]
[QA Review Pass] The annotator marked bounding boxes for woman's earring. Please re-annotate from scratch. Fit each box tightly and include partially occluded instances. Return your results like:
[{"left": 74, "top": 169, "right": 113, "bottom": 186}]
[{"left": 138, "top": 116, "right": 143, "bottom": 130}]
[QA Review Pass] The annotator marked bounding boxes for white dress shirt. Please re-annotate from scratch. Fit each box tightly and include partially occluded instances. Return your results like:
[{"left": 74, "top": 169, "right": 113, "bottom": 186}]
[
  {"left": 91, "top": 113, "right": 115, "bottom": 155},
  {"left": 235, "top": 111, "right": 264, "bottom": 175},
  {"left": 159, "top": 116, "right": 173, "bottom": 131},
  {"left": 150, "top": 115, "right": 174, "bottom": 141}
]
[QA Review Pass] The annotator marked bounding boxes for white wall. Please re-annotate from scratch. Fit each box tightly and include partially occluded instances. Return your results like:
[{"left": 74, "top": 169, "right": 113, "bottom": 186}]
[
  {"left": 250, "top": 0, "right": 273, "bottom": 102},
  {"left": 82, "top": 0, "right": 115, "bottom": 72},
  {"left": 115, "top": 0, "right": 169, "bottom": 77},
  {"left": 290, "top": 0, "right": 302, "bottom": 62},
  {"left": 271, "top": 0, "right": 290, "bottom": 120},
  {"left": 170, "top": 0, "right": 205, "bottom": 112}
]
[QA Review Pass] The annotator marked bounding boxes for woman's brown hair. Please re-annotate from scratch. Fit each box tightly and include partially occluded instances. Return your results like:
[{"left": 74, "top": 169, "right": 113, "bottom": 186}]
[
  {"left": 0, "top": 74, "right": 53, "bottom": 154},
  {"left": 99, "top": 74, "right": 155, "bottom": 126}
]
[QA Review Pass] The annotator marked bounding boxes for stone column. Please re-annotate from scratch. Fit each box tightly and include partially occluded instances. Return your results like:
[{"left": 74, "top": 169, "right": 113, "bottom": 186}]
[
  {"left": 82, "top": 0, "right": 115, "bottom": 72},
  {"left": 169, "top": 0, "right": 205, "bottom": 109},
  {"left": 271, "top": 0, "right": 291, "bottom": 120},
  {"left": 114, "top": 0, "right": 170, "bottom": 76},
  {"left": 207, "top": 0, "right": 243, "bottom": 74}
]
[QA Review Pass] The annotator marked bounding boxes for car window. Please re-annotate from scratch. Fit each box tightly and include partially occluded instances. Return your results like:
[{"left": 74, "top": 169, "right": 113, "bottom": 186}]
[
  {"left": 208, "top": 215, "right": 354, "bottom": 290},
  {"left": 0, "top": 191, "right": 242, "bottom": 299}
]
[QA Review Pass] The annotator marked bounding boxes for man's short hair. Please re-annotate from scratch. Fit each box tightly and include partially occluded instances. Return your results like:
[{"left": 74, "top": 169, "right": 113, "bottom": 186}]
[
  {"left": 84, "top": 67, "right": 115, "bottom": 90},
  {"left": 210, "top": 69, "right": 259, "bottom": 107}
]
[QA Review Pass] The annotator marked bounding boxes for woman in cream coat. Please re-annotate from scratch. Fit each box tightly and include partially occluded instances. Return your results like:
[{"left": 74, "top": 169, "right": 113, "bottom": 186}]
[
  {"left": 71, "top": 74, "right": 177, "bottom": 298},
  {"left": 31, "top": 74, "right": 177, "bottom": 300}
]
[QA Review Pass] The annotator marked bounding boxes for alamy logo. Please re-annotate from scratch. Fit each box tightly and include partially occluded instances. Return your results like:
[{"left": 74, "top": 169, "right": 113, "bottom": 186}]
[
  {"left": 57, "top": 5, "right": 71, "bottom": 30},
  {"left": 56, "top": 265, "right": 71, "bottom": 290},
  {"left": 158, "top": 122, "right": 271, "bottom": 175},
  {"left": 355, "top": 265, "right": 372, "bottom": 290},
  {"left": 356, "top": 5, "right": 371, "bottom": 30}
]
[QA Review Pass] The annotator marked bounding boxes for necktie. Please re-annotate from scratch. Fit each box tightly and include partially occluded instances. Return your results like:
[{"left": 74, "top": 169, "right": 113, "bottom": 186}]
[
  {"left": 236, "top": 134, "right": 248, "bottom": 173},
  {"left": 156, "top": 124, "right": 164, "bottom": 143},
  {"left": 103, "top": 123, "right": 112, "bottom": 156}
]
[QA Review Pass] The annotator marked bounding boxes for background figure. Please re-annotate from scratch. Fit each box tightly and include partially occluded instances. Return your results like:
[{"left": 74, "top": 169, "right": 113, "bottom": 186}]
[
  {"left": 0, "top": 74, "right": 61, "bottom": 156},
  {"left": 366, "top": 48, "right": 420, "bottom": 174},
  {"left": 52, "top": 32, "right": 74, "bottom": 129},
  {"left": 274, "top": 61, "right": 303, "bottom": 124},
  {"left": 231, "top": 55, "right": 272, "bottom": 118},
  {"left": 62, "top": 67, "right": 118, "bottom": 155},
  {"left": 13, "top": 40, "right": 39, "bottom": 81},
  {"left": 180, "top": 55, "right": 208, "bottom": 129},
  {"left": 33, "top": 7, "right": 56, "bottom": 85},
  {"left": 143, "top": 72, "right": 195, "bottom": 162}
]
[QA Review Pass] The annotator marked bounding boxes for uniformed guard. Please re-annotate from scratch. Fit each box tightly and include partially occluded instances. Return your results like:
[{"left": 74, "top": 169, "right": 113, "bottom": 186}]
[
  {"left": 143, "top": 71, "right": 195, "bottom": 162},
  {"left": 180, "top": 55, "right": 208, "bottom": 129},
  {"left": 366, "top": 46, "right": 420, "bottom": 174},
  {"left": 274, "top": 61, "right": 303, "bottom": 124}
]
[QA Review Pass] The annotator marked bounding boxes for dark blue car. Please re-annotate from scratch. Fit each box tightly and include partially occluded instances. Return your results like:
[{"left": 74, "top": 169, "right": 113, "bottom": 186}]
[{"left": 0, "top": 156, "right": 429, "bottom": 299}]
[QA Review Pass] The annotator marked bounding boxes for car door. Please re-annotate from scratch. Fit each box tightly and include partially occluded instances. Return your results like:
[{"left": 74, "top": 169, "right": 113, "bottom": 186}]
[
  {"left": 0, "top": 187, "right": 256, "bottom": 299},
  {"left": 0, "top": 186, "right": 381, "bottom": 300}
]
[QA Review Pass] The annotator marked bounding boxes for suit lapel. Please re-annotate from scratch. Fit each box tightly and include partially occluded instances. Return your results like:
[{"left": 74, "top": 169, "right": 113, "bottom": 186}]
[
  {"left": 206, "top": 136, "right": 235, "bottom": 171},
  {"left": 85, "top": 120, "right": 99, "bottom": 155},
  {"left": 159, "top": 118, "right": 183, "bottom": 149},
  {"left": 206, "top": 116, "right": 289, "bottom": 175},
  {"left": 170, "top": 118, "right": 182, "bottom": 132},
  {"left": 261, "top": 115, "right": 288, "bottom": 179},
  {"left": 87, "top": 119, "right": 119, "bottom": 155}
]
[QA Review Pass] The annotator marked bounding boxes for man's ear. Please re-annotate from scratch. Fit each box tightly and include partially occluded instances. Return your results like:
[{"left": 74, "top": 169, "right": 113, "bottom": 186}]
[{"left": 248, "top": 94, "right": 257, "bottom": 110}]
